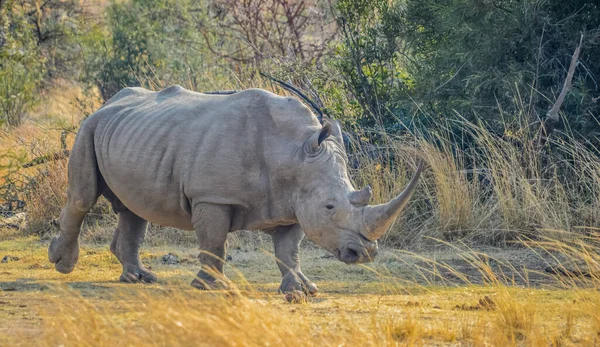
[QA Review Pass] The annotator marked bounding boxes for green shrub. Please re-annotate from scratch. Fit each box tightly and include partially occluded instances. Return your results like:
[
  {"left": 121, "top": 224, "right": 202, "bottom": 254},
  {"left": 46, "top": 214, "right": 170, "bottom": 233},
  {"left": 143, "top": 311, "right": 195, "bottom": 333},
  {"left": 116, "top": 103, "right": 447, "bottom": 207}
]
[
  {"left": 0, "top": 1, "right": 45, "bottom": 126},
  {"left": 83, "top": 0, "right": 233, "bottom": 101},
  {"left": 334, "top": 0, "right": 600, "bottom": 144}
]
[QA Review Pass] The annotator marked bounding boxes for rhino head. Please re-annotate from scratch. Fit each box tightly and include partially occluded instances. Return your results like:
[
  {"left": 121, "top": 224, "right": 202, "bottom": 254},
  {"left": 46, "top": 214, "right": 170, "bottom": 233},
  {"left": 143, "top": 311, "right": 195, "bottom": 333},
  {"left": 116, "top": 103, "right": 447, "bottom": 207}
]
[{"left": 292, "top": 120, "right": 423, "bottom": 264}]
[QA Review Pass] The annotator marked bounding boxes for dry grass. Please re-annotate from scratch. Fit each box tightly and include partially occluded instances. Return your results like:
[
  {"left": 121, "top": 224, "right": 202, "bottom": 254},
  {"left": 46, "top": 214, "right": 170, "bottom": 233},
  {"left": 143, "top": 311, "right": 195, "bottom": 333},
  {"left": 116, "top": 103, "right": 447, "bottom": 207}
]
[
  {"left": 349, "top": 116, "right": 600, "bottom": 247},
  {"left": 1, "top": 236, "right": 600, "bottom": 346},
  {"left": 0, "top": 80, "right": 107, "bottom": 234}
]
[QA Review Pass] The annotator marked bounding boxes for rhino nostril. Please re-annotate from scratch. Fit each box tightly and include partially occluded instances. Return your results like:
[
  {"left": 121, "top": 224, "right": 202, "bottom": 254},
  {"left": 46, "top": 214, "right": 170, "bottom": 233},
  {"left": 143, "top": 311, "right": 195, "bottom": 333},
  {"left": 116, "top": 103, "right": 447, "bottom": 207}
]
[{"left": 342, "top": 248, "right": 360, "bottom": 264}]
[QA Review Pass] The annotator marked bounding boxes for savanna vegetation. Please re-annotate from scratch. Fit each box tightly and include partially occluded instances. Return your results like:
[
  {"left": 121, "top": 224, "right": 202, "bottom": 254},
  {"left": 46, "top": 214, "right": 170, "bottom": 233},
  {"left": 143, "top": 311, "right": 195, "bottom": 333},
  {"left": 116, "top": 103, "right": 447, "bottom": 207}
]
[{"left": 1, "top": 0, "right": 600, "bottom": 345}]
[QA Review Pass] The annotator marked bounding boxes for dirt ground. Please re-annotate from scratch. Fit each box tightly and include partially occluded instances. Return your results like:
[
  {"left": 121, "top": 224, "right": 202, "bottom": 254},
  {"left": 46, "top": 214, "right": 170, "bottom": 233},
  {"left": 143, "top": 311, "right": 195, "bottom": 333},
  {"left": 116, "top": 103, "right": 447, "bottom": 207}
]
[{"left": 1, "top": 231, "right": 598, "bottom": 346}]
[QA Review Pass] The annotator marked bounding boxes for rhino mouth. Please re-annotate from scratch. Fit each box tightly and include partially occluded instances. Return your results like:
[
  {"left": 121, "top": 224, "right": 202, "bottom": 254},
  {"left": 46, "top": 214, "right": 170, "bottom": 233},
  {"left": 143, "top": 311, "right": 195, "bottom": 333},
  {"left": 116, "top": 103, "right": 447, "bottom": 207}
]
[{"left": 336, "top": 232, "right": 378, "bottom": 264}]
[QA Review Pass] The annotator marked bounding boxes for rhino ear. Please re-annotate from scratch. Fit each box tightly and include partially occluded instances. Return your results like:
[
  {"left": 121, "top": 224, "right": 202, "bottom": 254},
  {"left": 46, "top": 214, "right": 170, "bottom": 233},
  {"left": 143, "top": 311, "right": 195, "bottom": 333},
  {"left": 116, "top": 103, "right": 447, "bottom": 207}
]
[
  {"left": 307, "top": 121, "right": 332, "bottom": 153},
  {"left": 331, "top": 120, "right": 343, "bottom": 143}
]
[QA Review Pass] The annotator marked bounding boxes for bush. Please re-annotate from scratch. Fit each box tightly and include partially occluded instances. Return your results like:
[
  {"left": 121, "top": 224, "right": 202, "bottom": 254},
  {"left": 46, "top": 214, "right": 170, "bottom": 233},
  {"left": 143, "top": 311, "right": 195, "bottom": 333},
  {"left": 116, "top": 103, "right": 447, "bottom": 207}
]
[
  {"left": 84, "top": 0, "right": 233, "bottom": 101},
  {"left": 333, "top": 0, "right": 600, "bottom": 144},
  {"left": 0, "top": 1, "right": 45, "bottom": 126}
]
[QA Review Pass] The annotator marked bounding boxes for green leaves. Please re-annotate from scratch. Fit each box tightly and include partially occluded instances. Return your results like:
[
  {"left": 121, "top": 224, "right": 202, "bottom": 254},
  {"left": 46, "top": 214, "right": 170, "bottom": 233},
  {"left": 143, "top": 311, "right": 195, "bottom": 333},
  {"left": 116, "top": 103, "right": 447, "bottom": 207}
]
[
  {"left": 0, "top": 0, "right": 45, "bottom": 127},
  {"left": 333, "top": 0, "right": 600, "bottom": 146},
  {"left": 85, "top": 0, "right": 215, "bottom": 101}
]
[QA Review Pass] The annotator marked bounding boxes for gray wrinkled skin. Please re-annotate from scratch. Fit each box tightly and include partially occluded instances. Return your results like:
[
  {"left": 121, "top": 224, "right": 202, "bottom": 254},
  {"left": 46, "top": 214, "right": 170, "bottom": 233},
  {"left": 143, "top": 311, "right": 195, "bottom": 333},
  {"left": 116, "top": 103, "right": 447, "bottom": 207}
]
[{"left": 48, "top": 86, "right": 422, "bottom": 294}]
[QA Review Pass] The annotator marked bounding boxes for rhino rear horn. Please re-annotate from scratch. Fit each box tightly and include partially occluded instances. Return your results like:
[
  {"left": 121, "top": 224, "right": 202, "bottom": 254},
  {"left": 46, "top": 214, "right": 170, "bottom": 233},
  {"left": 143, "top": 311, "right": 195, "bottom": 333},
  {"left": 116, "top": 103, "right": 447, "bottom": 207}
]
[{"left": 349, "top": 185, "right": 372, "bottom": 207}]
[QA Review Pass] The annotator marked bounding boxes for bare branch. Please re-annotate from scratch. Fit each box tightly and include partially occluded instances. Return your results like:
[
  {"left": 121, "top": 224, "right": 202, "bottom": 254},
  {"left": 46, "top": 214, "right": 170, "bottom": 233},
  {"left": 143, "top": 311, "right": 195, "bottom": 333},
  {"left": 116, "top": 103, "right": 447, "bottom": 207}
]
[
  {"left": 206, "top": 0, "right": 336, "bottom": 66},
  {"left": 537, "top": 33, "right": 584, "bottom": 146},
  {"left": 22, "top": 150, "right": 69, "bottom": 168},
  {"left": 546, "top": 33, "right": 584, "bottom": 123}
]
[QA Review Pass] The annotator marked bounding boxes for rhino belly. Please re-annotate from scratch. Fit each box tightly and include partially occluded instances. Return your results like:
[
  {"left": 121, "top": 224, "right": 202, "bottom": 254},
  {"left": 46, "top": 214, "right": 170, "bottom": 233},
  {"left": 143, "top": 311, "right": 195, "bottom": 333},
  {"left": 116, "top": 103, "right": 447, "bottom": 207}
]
[{"left": 102, "top": 173, "right": 194, "bottom": 230}]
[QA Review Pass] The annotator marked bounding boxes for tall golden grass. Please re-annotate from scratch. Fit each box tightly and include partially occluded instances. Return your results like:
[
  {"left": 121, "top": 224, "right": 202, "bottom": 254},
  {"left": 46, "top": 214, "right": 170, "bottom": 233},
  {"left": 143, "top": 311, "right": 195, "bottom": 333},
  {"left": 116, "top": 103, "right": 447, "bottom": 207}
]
[{"left": 352, "top": 116, "right": 600, "bottom": 247}]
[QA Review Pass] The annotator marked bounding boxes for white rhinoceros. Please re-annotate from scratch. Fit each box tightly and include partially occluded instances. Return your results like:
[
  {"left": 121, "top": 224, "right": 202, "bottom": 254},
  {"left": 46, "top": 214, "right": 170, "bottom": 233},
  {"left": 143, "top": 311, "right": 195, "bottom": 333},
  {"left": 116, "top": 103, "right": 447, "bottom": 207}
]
[{"left": 48, "top": 85, "right": 423, "bottom": 294}]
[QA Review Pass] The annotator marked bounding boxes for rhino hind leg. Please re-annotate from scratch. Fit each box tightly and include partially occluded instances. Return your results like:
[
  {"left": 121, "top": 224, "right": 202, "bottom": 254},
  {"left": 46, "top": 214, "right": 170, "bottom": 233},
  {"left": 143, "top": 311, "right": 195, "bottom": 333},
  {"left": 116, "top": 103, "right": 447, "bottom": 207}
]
[
  {"left": 48, "top": 196, "right": 94, "bottom": 273},
  {"left": 190, "top": 203, "right": 231, "bottom": 291},
  {"left": 109, "top": 209, "right": 156, "bottom": 283},
  {"left": 49, "top": 124, "right": 100, "bottom": 274},
  {"left": 272, "top": 224, "right": 318, "bottom": 295}
]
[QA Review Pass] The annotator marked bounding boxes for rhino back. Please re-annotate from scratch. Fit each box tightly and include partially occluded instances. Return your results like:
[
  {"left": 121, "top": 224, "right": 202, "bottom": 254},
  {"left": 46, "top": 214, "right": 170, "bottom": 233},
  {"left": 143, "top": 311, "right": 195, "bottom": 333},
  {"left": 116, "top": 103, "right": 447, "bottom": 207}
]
[{"left": 88, "top": 86, "right": 317, "bottom": 230}]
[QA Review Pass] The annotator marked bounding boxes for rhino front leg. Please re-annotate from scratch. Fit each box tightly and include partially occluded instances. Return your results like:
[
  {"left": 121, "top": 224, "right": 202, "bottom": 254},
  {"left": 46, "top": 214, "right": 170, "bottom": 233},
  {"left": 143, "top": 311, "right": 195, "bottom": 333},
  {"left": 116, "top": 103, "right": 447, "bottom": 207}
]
[
  {"left": 191, "top": 203, "right": 231, "bottom": 290},
  {"left": 110, "top": 210, "right": 157, "bottom": 283},
  {"left": 272, "top": 224, "right": 318, "bottom": 295}
]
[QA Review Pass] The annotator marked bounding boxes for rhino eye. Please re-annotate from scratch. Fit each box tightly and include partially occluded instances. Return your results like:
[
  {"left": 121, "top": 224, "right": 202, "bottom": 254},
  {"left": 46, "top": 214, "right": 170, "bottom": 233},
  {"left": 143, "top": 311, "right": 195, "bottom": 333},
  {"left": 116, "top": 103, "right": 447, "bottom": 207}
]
[{"left": 326, "top": 204, "right": 335, "bottom": 210}]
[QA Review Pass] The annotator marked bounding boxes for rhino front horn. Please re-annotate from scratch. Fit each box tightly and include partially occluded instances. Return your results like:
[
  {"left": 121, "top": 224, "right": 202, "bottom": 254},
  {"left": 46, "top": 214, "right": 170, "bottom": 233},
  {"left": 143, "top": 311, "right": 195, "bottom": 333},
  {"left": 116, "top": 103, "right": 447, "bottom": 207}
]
[{"left": 360, "top": 160, "right": 424, "bottom": 241}]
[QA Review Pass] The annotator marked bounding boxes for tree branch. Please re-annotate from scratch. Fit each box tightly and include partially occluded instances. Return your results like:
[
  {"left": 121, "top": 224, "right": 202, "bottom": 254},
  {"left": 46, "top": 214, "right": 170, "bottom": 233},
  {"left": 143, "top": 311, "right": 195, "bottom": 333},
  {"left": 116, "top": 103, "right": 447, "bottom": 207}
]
[
  {"left": 22, "top": 150, "right": 69, "bottom": 168},
  {"left": 537, "top": 33, "right": 584, "bottom": 146}
]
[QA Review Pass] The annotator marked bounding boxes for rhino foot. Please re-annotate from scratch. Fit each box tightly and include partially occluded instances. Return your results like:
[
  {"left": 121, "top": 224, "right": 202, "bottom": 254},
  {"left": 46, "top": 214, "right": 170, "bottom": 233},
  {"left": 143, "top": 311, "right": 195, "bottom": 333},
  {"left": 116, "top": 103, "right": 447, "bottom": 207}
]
[
  {"left": 119, "top": 266, "right": 157, "bottom": 284},
  {"left": 191, "top": 273, "right": 229, "bottom": 291},
  {"left": 279, "top": 271, "right": 318, "bottom": 295},
  {"left": 48, "top": 236, "right": 79, "bottom": 274}
]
